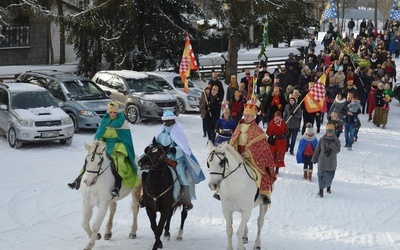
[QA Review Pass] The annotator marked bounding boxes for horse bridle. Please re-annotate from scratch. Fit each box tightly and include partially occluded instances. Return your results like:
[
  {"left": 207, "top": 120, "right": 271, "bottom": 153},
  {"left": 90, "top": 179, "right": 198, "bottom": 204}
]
[
  {"left": 207, "top": 150, "right": 256, "bottom": 181},
  {"left": 84, "top": 144, "right": 111, "bottom": 183},
  {"left": 140, "top": 144, "right": 166, "bottom": 170}
]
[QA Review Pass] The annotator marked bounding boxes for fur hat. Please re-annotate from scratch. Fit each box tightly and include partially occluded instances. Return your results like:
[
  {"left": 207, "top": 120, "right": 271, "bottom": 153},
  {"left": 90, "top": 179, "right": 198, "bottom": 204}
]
[
  {"left": 305, "top": 123, "right": 314, "bottom": 135},
  {"left": 107, "top": 102, "right": 119, "bottom": 113},
  {"left": 326, "top": 123, "right": 336, "bottom": 134},
  {"left": 161, "top": 110, "right": 176, "bottom": 121},
  {"left": 243, "top": 103, "right": 257, "bottom": 116},
  {"left": 223, "top": 108, "right": 231, "bottom": 114}
]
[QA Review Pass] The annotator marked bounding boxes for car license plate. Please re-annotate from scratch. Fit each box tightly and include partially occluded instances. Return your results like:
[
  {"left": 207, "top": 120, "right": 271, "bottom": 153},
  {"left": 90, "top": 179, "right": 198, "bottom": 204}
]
[
  {"left": 41, "top": 131, "right": 59, "bottom": 138},
  {"left": 162, "top": 107, "right": 174, "bottom": 112}
]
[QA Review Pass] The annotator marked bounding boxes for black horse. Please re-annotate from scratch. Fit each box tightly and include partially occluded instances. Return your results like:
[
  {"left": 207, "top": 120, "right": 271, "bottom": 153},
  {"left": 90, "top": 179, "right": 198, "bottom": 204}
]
[{"left": 138, "top": 137, "right": 188, "bottom": 250}]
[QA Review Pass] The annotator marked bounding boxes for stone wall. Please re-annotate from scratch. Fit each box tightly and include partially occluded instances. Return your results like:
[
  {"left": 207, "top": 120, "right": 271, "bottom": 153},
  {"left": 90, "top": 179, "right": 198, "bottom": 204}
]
[{"left": 0, "top": 18, "right": 49, "bottom": 66}]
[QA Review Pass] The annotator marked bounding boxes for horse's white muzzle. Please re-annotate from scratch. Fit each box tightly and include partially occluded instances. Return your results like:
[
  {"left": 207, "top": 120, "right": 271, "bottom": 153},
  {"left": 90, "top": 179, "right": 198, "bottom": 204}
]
[
  {"left": 84, "top": 178, "right": 96, "bottom": 187},
  {"left": 208, "top": 183, "right": 217, "bottom": 191}
]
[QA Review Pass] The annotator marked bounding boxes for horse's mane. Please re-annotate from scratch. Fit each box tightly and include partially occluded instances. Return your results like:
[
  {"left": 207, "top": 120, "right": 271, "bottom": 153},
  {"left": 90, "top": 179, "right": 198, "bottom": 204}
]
[{"left": 217, "top": 142, "right": 244, "bottom": 164}]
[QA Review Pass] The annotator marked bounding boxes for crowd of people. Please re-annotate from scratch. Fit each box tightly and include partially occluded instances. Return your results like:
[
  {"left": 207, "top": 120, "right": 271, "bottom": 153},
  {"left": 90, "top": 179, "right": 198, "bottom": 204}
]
[{"left": 200, "top": 20, "right": 397, "bottom": 198}]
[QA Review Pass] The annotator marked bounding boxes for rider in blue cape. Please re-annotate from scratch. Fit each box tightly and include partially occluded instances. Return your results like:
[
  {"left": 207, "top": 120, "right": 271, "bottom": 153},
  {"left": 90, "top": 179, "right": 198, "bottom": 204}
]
[
  {"left": 141, "top": 111, "right": 205, "bottom": 211},
  {"left": 68, "top": 102, "right": 139, "bottom": 198}
]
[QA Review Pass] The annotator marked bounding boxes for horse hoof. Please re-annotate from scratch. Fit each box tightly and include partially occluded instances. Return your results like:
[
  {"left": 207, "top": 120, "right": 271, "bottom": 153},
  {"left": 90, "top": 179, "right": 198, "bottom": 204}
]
[
  {"left": 164, "top": 233, "right": 171, "bottom": 241},
  {"left": 176, "top": 236, "right": 183, "bottom": 241},
  {"left": 129, "top": 233, "right": 137, "bottom": 239},
  {"left": 104, "top": 233, "right": 112, "bottom": 240},
  {"left": 253, "top": 247, "right": 261, "bottom": 250},
  {"left": 242, "top": 237, "right": 248, "bottom": 244},
  {"left": 97, "top": 233, "right": 102, "bottom": 240},
  {"left": 152, "top": 242, "right": 163, "bottom": 250}
]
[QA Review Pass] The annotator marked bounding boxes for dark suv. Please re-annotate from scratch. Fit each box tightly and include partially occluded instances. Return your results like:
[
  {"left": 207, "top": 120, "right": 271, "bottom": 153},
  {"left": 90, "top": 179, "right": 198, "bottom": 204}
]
[
  {"left": 92, "top": 70, "right": 178, "bottom": 124},
  {"left": 17, "top": 70, "right": 111, "bottom": 132}
]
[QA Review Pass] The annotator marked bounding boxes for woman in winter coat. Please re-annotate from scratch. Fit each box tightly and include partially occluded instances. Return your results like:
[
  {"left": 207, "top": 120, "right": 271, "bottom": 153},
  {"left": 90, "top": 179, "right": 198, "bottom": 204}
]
[
  {"left": 373, "top": 82, "right": 390, "bottom": 128},
  {"left": 199, "top": 86, "right": 211, "bottom": 137},
  {"left": 206, "top": 85, "right": 222, "bottom": 144},
  {"left": 312, "top": 123, "right": 341, "bottom": 198},
  {"left": 283, "top": 94, "right": 302, "bottom": 155},
  {"left": 266, "top": 111, "right": 287, "bottom": 174}
]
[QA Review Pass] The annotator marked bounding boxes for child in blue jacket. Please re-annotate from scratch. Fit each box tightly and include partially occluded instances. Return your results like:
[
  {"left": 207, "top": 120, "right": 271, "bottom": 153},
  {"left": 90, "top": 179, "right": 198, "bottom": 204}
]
[{"left": 296, "top": 123, "right": 318, "bottom": 181}]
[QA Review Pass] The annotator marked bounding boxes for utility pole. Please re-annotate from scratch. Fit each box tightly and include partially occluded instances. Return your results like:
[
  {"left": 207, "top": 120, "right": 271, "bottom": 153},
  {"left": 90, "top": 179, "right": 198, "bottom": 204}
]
[{"left": 374, "top": 0, "right": 378, "bottom": 29}]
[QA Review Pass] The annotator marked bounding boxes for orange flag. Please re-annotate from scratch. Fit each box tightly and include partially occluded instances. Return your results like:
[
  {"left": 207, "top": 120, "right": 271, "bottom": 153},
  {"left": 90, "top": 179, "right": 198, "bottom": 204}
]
[
  {"left": 179, "top": 32, "right": 198, "bottom": 93},
  {"left": 304, "top": 74, "right": 326, "bottom": 113}
]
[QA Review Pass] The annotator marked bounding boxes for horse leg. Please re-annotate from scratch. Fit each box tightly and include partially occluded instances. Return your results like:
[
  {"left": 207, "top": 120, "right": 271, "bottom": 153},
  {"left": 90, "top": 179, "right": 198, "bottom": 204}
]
[
  {"left": 85, "top": 203, "right": 108, "bottom": 250},
  {"left": 242, "top": 224, "right": 248, "bottom": 244},
  {"left": 253, "top": 205, "right": 268, "bottom": 250},
  {"left": 152, "top": 210, "right": 170, "bottom": 250},
  {"left": 129, "top": 185, "right": 141, "bottom": 239},
  {"left": 82, "top": 203, "right": 93, "bottom": 239},
  {"left": 145, "top": 208, "right": 162, "bottom": 250},
  {"left": 237, "top": 211, "right": 252, "bottom": 250},
  {"left": 163, "top": 208, "right": 174, "bottom": 240},
  {"left": 176, "top": 209, "right": 188, "bottom": 241},
  {"left": 222, "top": 209, "right": 234, "bottom": 250},
  {"left": 104, "top": 201, "right": 117, "bottom": 240}
]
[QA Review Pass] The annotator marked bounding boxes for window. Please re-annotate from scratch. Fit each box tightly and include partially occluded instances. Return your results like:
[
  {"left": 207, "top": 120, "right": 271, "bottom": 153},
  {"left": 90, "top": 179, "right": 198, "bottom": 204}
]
[{"left": 0, "top": 26, "right": 30, "bottom": 48}]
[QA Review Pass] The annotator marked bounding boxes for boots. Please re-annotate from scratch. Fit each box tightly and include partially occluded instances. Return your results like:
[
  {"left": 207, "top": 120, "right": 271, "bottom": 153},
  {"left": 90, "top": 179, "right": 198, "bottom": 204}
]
[
  {"left": 307, "top": 170, "right": 312, "bottom": 181},
  {"left": 303, "top": 170, "right": 307, "bottom": 180},
  {"left": 68, "top": 177, "right": 81, "bottom": 190},
  {"left": 327, "top": 186, "right": 331, "bottom": 194},
  {"left": 275, "top": 167, "right": 279, "bottom": 174},
  {"left": 180, "top": 185, "right": 193, "bottom": 211},
  {"left": 110, "top": 161, "right": 122, "bottom": 199},
  {"left": 261, "top": 195, "right": 271, "bottom": 205},
  {"left": 318, "top": 189, "right": 323, "bottom": 197},
  {"left": 213, "top": 193, "right": 221, "bottom": 200}
]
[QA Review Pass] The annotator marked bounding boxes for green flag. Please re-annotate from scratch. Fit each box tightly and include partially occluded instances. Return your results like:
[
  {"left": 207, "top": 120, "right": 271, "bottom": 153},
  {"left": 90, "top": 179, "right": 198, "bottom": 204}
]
[{"left": 258, "top": 15, "right": 269, "bottom": 59}]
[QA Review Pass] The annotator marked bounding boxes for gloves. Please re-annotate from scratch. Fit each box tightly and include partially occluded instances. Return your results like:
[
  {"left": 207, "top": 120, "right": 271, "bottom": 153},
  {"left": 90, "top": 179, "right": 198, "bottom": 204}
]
[{"left": 169, "top": 147, "right": 177, "bottom": 154}]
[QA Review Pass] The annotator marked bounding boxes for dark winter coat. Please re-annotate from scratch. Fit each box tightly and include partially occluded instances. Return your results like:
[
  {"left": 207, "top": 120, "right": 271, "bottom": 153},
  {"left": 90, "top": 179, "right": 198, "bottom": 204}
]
[{"left": 283, "top": 102, "right": 301, "bottom": 129}]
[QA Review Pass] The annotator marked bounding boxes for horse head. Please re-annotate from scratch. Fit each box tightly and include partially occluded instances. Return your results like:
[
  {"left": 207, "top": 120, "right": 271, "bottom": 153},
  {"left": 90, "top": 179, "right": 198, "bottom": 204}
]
[
  {"left": 83, "top": 140, "right": 110, "bottom": 187},
  {"left": 138, "top": 137, "right": 169, "bottom": 170},
  {"left": 207, "top": 142, "right": 230, "bottom": 191}
]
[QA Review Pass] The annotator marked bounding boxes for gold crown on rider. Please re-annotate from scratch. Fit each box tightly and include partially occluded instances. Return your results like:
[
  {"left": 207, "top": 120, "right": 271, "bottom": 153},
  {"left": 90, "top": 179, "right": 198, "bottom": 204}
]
[
  {"left": 107, "top": 102, "right": 119, "bottom": 113},
  {"left": 243, "top": 103, "right": 257, "bottom": 116}
]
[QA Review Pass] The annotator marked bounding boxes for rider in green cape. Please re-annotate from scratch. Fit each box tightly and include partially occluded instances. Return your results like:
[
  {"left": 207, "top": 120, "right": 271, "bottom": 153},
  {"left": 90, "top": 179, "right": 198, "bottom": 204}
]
[{"left": 68, "top": 102, "right": 139, "bottom": 198}]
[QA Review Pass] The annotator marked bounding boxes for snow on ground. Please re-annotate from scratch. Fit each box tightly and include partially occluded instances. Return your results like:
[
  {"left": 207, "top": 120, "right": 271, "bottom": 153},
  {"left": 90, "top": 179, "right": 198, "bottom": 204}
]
[{"left": 1, "top": 33, "right": 400, "bottom": 250}]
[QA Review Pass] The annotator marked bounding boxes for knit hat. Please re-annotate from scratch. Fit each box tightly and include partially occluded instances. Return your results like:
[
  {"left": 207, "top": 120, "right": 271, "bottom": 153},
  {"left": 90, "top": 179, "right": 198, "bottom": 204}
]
[
  {"left": 161, "top": 110, "right": 176, "bottom": 121},
  {"left": 107, "top": 102, "right": 119, "bottom": 113},
  {"left": 305, "top": 123, "right": 314, "bottom": 135},
  {"left": 326, "top": 123, "right": 336, "bottom": 134},
  {"left": 243, "top": 103, "right": 257, "bottom": 116}
]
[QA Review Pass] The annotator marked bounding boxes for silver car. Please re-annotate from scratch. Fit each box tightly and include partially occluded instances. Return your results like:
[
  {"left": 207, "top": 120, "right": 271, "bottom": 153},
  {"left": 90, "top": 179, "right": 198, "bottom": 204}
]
[
  {"left": 146, "top": 71, "right": 203, "bottom": 113},
  {"left": 92, "top": 70, "right": 178, "bottom": 124},
  {"left": 0, "top": 83, "right": 74, "bottom": 148},
  {"left": 17, "top": 70, "right": 111, "bottom": 132}
]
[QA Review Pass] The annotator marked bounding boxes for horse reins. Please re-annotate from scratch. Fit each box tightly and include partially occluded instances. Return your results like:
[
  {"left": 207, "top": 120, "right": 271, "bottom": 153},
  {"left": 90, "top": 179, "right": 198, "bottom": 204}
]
[
  {"left": 208, "top": 150, "right": 257, "bottom": 181},
  {"left": 84, "top": 145, "right": 111, "bottom": 183}
]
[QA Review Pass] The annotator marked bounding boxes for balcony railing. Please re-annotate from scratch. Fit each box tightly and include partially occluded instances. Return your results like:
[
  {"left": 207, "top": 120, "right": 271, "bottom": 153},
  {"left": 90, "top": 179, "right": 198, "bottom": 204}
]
[{"left": 0, "top": 26, "right": 30, "bottom": 48}]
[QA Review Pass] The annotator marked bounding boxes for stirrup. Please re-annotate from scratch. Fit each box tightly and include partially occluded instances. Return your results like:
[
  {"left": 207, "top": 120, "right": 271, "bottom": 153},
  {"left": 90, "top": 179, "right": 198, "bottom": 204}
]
[
  {"left": 213, "top": 193, "right": 221, "bottom": 200},
  {"left": 111, "top": 188, "right": 120, "bottom": 198}
]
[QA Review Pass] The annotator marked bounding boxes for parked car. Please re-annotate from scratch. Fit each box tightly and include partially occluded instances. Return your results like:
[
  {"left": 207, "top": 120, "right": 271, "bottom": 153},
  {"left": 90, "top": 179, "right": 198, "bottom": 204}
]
[
  {"left": 92, "top": 70, "right": 178, "bottom": 124},
  {"left": 16, "top": 70, "right": 111, "bottom": 132},
  {"left": 0, "top": 82, "right": 74, "bottom": 148},
  {"left": 146, "top": 71, "right": 202, "bottom": 113}
]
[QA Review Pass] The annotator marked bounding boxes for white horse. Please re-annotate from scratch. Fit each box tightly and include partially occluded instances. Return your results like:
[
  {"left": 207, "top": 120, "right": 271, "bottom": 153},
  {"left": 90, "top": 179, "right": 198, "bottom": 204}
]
[
  {"left": 207, "top": 142, "right": 269, "bottom": 250},
  {"left": 80, "top": 140, "right": 142, "bottom": 250}
]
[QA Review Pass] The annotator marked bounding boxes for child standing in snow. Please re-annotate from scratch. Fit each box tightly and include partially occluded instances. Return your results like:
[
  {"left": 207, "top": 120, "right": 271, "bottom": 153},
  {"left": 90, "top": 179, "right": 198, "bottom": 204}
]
[{"left": 296, "top": 123, "right": 318, "bottom": 181}]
